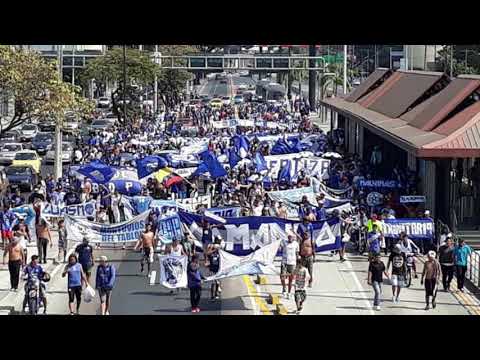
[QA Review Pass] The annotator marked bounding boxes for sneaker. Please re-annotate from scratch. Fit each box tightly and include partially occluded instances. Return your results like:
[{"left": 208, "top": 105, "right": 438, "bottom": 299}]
[
  {"left": 282, "top": 291, "right": 287, "bottom": 298},
  {"left": 196, "top": 307, "right": 201, "bottom": 313},
  {"left": 396, "top": 297, "right": 400, "bottom": 304},
  {"left": 432, "top": 300, "right": 436, "bottom": 309},
  {"left": 122, "top": 246, "right": 126, "bottom": 250},
  {"left": 375, "top": 305, "right": 381, "bottom": 311},
  {"left": 424, "top": 305, "right": 430, "bottom": 311},
  {"left": 105, "top": 311, "right": 110, "bottom": 315},
  {"left": 217, "top": 286, "right": 222, "bottom": 294},
  {"left": 215, "top": 295, "right": 219, "bottom": 300},
  {"left": 392, "top": 296, "right": 396, "bottom": 303},
  {"left": 460, "top": 288, "right": 465, "bottom": 293},
  {"left": 287, "top": 293, "right": 291, "bottom": 300},
  {"left": 296, "top": 310, "right": 301, "bottom": 315},
  {"left": 191, "top": 308, "right": 196, "bottom": 313}
]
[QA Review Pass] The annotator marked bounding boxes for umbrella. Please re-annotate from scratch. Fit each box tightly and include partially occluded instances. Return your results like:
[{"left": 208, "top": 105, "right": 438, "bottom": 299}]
[{"left": 322, "top": 152, "right": 343, "bottom": 160}]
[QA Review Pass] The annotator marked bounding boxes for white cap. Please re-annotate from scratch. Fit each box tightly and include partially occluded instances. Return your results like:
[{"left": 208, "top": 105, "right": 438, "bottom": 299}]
[
  {"left": 425, "top": 210, "right": 431, "bottom": 216},
  {"left": 428, "top": 250, "right": 436, "bottom": 258},
  {"left": 98, "top": 256, "right": 108, "bottom": 262}
]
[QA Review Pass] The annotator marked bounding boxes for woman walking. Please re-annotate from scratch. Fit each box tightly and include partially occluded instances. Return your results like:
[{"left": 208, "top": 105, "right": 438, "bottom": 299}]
[{"left": 62, "top": 254, "right": 89, "bottom": 315}]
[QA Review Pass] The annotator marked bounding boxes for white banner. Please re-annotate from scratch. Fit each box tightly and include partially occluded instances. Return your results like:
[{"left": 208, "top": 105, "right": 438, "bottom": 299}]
[
  {"left": 64, "top": 210, "right": 150, "bottom": 244},
  {"left": 158, "top": 255, "right": 188, "bottom": 289},
  {"left": 206, "top": 240, "right": 281, "bottom": 281},
  {"left": 263, "top": 152, "right": 330, "bottom": 178},
  {"left": 42, "top": 201, "right": 97, "bottom": 219},
  {"left": 176, "top": 195, "right": 211, "bottom": 212},
  {"left": 400, "top": 195, "right": 426, "bottom": 203}
]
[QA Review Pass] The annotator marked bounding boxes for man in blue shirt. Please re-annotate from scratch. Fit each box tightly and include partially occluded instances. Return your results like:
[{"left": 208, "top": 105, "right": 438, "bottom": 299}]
[
  {"left": 75, "top": 238, "right": 94, "bottom": 283},
  {"left": 95, "top": 256, "right": 116, "bottom": 316},
  {"left": 22, "top": 255, "right": 46, "bottom": 313},
  {"left": 454, "top": 239, "right": 472, "bottom": 292},
  {"left": 315, "top": 203, "right": 328, "bottom": 222}
]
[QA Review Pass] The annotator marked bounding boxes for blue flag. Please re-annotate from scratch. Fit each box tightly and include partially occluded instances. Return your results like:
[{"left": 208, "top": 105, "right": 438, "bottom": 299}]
[
  {"left": 271, "top": 138, "right": 293, "bottom": 155},
  {"left": 229, "top": 147, "right": 242, "bottom": 169},
  {"left": 254, "top": 152, "right": 268, "bottom": 173},
  {"left": 277, "top": 160, "right": 291, "bottom": 184},
  {"left": 192, "top": 162, "right": 209, "bottom": 177},
  {"left": 136, "top": 155, "right": 169, "bottom": 179},
  {"left": 77, "top": 160, "right": 116, "bottom": 184},
  {"left": 199, "top": 151, "right": 227, "bottom": 179},
  {"left": 107, "top": 179, "right": 143, "bottom": 196},
  {"left": 233, "top": 135, "right": 250, "bottom": 158}
]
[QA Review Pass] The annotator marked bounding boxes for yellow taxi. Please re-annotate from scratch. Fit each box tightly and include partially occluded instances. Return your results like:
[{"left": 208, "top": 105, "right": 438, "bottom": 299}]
[
  {"left": 12, "top": 150, "right": 42, "bottom": 174},
  {"left": 210, "top": 98, "right": 223, "bottom": 109}
]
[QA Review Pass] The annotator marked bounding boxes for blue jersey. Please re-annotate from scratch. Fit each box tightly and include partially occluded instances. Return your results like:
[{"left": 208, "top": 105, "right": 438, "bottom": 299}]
[
  {"left": 67, "top": 263, "right": 83, "bottom": 288},
  {"left": 0, "top": 210, "right": 18, "bottom": 231}
]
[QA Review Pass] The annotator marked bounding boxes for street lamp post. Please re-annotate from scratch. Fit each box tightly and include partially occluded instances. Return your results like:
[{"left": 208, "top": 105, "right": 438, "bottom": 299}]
[
  {"left": 153, "top": 45, "right": 161, "bottom": 115},
  {"left": 123, "top": 45, "right": 127, "bottom": 123},
  {"left": 54, "top": 45, "right": 64, "bottom": 181},
  {"left": 343, "top": 45, "right": 348, "bottom": 95}
]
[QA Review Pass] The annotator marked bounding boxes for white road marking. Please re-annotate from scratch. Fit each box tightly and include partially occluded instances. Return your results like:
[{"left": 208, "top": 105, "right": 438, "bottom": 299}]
[
  {"left": 149, "top": 270, "right": 157, "bottom": 286},
  {"left": 50, "top": 248, "right": 75, "bottom": 278},
  {"left": 345, "top": 259, "right": 375, "bottom": 315}
]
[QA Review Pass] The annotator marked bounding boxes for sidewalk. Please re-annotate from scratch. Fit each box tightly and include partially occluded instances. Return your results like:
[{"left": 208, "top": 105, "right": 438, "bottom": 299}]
[{"left": 257, "top": 250, "right": 475, "bottom": 315}]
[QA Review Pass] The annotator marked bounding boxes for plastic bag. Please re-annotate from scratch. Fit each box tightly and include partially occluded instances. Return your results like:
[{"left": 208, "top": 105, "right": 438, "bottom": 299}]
[{"left": 83, "top": 285, "right": 96, "bottom": 303}]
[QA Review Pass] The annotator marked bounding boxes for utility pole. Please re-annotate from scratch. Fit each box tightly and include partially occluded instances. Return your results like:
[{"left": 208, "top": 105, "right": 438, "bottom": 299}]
[
  {"left": 308, "top": 45, "right": 316, "bottom": 111},
  {"left": 54, "top": 45, "right": 64, "bottom": 180},
  {"left": 72, "top": 45, "right": 76, "bottom": 86},
  {"left": 123, "top": 45, "right": 127, "bottom": 123},
  {"left": 450, "top": 45, "right": 454, "bottom": 77},
  {"left": 343, "top": 45, "right": 348, "bottom": 95},
  {"left": 154, "top": 45, "right": 160, "bottom": 115}
]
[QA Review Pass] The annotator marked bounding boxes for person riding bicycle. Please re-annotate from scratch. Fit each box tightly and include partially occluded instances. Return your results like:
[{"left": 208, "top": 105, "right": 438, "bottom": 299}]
[
  {"left": 22, "top": 255, "right": 49, "bottom": 314},
  {"left": 397, "top": 232, "right": 420, "bottom": 279}
]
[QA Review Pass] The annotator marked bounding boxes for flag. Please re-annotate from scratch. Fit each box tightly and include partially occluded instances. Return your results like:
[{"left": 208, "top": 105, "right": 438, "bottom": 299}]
[
  {"left": 233, "top": 135, "right": 249, "bottom": 159},
  {"left": 153, "top": 168, "right": 184, "bottom": 188},
  {"left": 191, "top": 163, "right": 209, "bottom": 177},
  {"left": 136, "top": 155, "right": 169, "bottom": 179},
  {"left": 77, "top": 160, "right": 116, "bottom": 184},
  {"left": 254, "top": 152, "right": 268, "bottom": 173},
  {"left": 228, "top": 147, "right": 242, "bottom": 169},
  {"left": 277, "top": 160, "right": 291, "bottom": 184},
  {"left": 271, "top": 138, "right": 293, "bottom": 155},
  {"left": 199, "top": 151, "right": 227, "bottom": 179}
]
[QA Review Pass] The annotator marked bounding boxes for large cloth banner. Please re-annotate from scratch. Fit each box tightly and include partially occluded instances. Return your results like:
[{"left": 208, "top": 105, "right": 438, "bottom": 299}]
[
  {"left": 178, "top": 210, "right": 342, "bottom": 256},
  {"left": 206, "top": 240, "right": 281, "bottom": 281},
  {"left": 156, "top": 214, "right": 184, "bottom": 243},
  {"left": 400, "top": 196, "right": 426, "bottom": 203},
  {"left": 263, "top": 153, "right": 330, "bottom": 178},
  {"left": 64, "top": 210, "right": 150, "bottom": 243},
  {"left": 158, "top": 255, "right": 188, "bottom": 289},
  {"left": 269, "top": 186, "right": 318, "bottom": 219},
  {"left": 42, "top": 201, "right": 96, "bottom": 219},
  {"left": 206, "top": 206, "right": 241, "bottom": 218},
  {"left": 382, "top": 218, "right": 435, "bottom": 241},
  {"left": 11, "top": 204, "right": 37, "bottom": 244}
]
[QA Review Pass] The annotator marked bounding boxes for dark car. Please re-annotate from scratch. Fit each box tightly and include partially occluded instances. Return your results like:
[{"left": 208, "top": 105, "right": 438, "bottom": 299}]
[
  {"left": 5, "top": 165, "right": 38, "bottom": 192},
  {"left": 0, "top": 130, "right": 21, "bottom": 145},
  {"left": 31, "top": 132, "right": 54, "bottom": 155},
  {"left": 39, "top": 120, "right": 56, "bottom": 132}
]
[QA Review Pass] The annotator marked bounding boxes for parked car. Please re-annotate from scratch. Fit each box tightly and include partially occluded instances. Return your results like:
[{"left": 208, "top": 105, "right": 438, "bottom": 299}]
[
  {"left": 210, "top": 98, "right": 223, "bottom": 109},
  {"left": 97, "top": 97, "right": 111, "bottom": 109},
  {"left": 20, "top": 124, "right": 39, "bottom": 142},
  {"left": 221, "top": 96, "right": 231, "bottom": 106},
  {"left": 63, "top": 119, "right": 79, "bottom": 133},
  {"left": 31, "top": 132, "right": 54, "bottom": 155},
  {"left": 89, "top": 119, "right": 114, "bottom": 132},
  {"left": 233, "top": 94, "right": 245, "bottom": 105},
  {"left": 0, "top": 130, "right": 21, "bottom": 145},
  {"left": 45, "top": 142, "right": 74, "bottom": 164},
  {"left": 12, "top": 150, "right": 42, "bottom": 174},
  {"left": 5, "top": 165, "right": 38, "bottom": 192},
  {"left": 39, "top": 120, "right": 56, "bottom": 132},
  {"left": 0, "top": 143, "right": 24, "bottom": 165}
]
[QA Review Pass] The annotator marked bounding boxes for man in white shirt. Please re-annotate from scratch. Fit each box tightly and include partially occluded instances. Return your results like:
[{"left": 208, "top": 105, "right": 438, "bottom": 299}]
[{"left": 280, "top": 235, "right": 300, "bottom": 299}]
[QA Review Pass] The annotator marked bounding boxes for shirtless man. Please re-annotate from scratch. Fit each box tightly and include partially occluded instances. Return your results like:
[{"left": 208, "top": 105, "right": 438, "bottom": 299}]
[
  {"left": 298, "top": 233, "right": 315, "bottom": 288},
  {"left": 421, "top": 250, "right": 442, "bottom": 311},
  {"left": 134, "top": 224, "right": 156, "bottom": 275},
  {"left": 35, "top": 219, "right": 52, "bottom": 264},
  {"left": 3, "top": 237, "right": 25, "bottom": 291}
]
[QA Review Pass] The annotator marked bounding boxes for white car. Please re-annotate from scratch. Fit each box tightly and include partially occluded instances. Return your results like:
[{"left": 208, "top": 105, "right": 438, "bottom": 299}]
[
  {"left": 20, "top": 124, "right": 39, "bottom": 142},
  {"left": 45, "top": 142, "right": 74, "bottom": 164},
  {"left": 97, "top": 97, "right": 111, "bottom": 108},
  {"left": 221, "top": 96, "right": 231, "bottom": 106},
  {"left": 0, "top": 143, "right": 24, "bottom": 165},
  {"left": 64, "top": 120, "right": 79, "bottom": 132}
]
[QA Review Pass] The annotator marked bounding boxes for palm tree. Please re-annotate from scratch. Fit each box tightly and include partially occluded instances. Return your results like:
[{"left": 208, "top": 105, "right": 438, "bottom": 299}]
[{"left": 320, "top": 63, "right": 359, "bottom": 97}]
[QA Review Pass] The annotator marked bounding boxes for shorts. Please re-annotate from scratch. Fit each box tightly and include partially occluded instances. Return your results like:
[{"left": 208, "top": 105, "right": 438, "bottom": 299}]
[
  {"left": 98, "top": 288, "right": 112, "bottom": 304},
  {"left": 81, "top": 263, "right": 93, "bottom": 276},
  {"left": 2, "top": 230, "right": 13, "bottom": 240},
  {"left": 301, "top": 256, "right": 314, "bottom": 278},
  {"left": 281, "top": 263, "right": 295, "bottom": 276},
  {"left": 391, "top": 275, "right": 406, "bottom": 288},
  {"left": 68, "top": 286, "right": 82, "bottom": 303},
  {"left": 295, "top": 290, "right": 307, "bottom": 304}
]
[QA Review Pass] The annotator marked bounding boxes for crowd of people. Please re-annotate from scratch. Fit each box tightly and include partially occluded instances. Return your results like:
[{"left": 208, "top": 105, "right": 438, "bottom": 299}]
[{"left": 0, "top": 81, "right": 475, "bottom": 315}]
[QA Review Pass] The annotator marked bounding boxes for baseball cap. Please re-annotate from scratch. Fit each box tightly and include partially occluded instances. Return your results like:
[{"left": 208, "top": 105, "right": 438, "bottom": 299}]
[{"left": 428, "top": 250, "right": 436, "bottom": 258}]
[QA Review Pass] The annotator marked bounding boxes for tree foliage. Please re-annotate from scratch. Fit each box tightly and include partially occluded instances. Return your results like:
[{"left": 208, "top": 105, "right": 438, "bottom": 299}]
[{"left": 0, "top": 46, "right": 94, "bottom": 134}]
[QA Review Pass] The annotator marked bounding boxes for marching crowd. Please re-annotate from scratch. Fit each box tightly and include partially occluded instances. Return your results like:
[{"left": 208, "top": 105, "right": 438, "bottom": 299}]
[{"left": 0, "top": 85, "right": 475, "bottom": 315}]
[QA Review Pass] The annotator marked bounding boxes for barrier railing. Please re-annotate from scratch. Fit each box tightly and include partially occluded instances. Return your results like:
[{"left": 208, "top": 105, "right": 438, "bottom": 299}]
[{"left": 467, "top": 250, "right": 480, "bottom": 288}]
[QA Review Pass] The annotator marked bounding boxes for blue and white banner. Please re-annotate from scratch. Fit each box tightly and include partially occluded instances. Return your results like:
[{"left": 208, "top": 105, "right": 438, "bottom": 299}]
[
  {"left": 206, "top": 240, "right": 281, "bottom": 281},
  {"left": 263, "top": 153, "right": 330, "bottom": 178},
  {"left": 178, "top": 210, "right": 342, "bottom": 256},
  {"left": 158, "top": 255, "right": 188, "bottom": 289},
  {"left": 400, "top": 196, "right": 426, "bottom": 203},
  {"left": 149, "top": 199, "right": 180, "bottom": 213},
  {"left": 382, "top": 218, "right": 435, "bottom": 240},
  {"left": 206, "top": 207, "right": 241, "bottom": 218},
  {"left": 64, "top": 210, "right": 150, "bottom": 244},
  {"left": 107, "top": 179, "right": 143, "bottom": 196},
  {"left": 156, "top": 214, "right": 184, "bottom": 244},
  {"left": 11, "top": 204, "right": 37, "bottom": 244},
  {"left": 42, "top": 201, "right": 96, "bottom": 219},
  {"left": 357, "top": 179, "right": 402, "bottom": 189}
]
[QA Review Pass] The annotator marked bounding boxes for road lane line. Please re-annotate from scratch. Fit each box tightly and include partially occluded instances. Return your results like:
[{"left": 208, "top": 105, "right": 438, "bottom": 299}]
[
  {"left": 242, "top": 275, "right": 271, "bottom": 315},
  {"left": 50, "top": 248, "right": 75, "bottom": 278},
  {"left": 344, "top": 259, "right": 375, "bottom": 315},
  {"left": 149, "top": 270, "right": 157, "bottom": 286}
]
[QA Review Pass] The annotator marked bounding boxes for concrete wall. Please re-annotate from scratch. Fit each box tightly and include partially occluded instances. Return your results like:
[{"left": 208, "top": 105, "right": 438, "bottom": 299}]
[{"left": 404, "top": 45, "right": 444, "bottom": 71}]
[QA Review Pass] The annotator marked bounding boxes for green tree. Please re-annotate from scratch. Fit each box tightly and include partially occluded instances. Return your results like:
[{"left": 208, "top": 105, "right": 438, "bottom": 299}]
[{"left": 0, "top": 47, "right": 94, "bottom": 134}]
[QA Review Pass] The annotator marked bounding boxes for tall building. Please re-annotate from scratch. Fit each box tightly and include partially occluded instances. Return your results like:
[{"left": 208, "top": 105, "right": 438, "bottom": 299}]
[{"left": 404, "top": 45, "right": 444, "bottom": 71}]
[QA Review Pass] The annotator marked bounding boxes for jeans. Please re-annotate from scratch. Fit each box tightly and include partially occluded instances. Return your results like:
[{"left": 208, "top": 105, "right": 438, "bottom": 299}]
[
  {"left": 456, "top": 265, "right": 468, "bottom": 290},
  {"left": 37, "top": 238, "right": 48, "bottom": 263},
  {"left": 441, "top": 265, "right": 454, "bottom": 290},
  {"left": 190, "top": 286, "right": 201, "bottom": 308},
  {"left": 372, "top": 281, "right": 382, "bottom": 306},
  {"left": 8, "top": 260, "right": 22, "bottom": 290}
]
